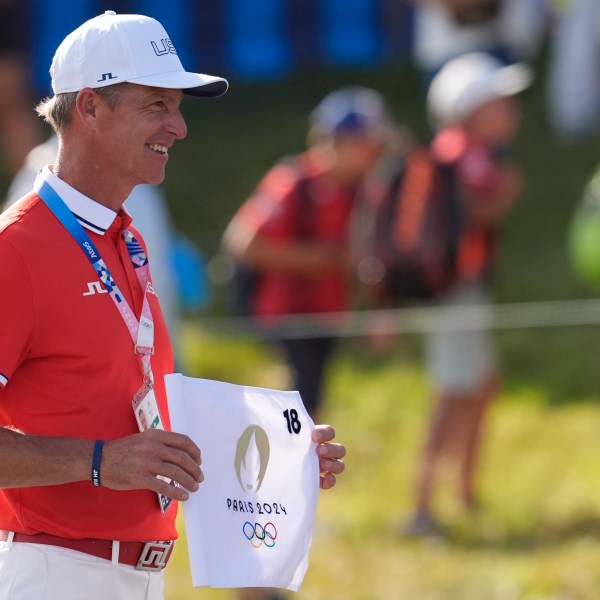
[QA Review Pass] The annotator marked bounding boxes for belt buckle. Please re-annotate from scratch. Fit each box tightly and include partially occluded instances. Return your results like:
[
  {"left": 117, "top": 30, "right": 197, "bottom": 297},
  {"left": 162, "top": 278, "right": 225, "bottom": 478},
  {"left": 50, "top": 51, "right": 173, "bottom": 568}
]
[{"left": 136, "top": 540, "right": 173, "bottom": 571}]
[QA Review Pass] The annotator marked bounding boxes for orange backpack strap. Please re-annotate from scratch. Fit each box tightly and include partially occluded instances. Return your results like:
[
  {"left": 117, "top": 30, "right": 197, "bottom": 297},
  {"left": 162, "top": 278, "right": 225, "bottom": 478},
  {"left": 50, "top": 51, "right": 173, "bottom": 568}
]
[{"left": 393, "top": 148, "right": 435, "bottom": 251}]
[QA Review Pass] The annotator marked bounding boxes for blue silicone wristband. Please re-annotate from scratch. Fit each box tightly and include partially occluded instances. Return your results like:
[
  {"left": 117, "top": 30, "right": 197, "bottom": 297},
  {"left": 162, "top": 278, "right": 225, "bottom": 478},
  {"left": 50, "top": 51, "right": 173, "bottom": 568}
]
[{"left": 91, "top": 439, "right": 105, "bottom": 487}]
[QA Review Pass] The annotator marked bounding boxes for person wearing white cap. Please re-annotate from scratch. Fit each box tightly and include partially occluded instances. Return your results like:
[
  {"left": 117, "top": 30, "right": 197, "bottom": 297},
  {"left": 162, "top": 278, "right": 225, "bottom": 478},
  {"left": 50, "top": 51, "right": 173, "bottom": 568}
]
[
  {"left": 0, "top": 11, "right": 345, "bottom": 599},
  {"left": 412, "top": 0, "right": 550, "bottom": 84},
  {"left": 403, "top": 52, "right": 530, "bottom": 537}
]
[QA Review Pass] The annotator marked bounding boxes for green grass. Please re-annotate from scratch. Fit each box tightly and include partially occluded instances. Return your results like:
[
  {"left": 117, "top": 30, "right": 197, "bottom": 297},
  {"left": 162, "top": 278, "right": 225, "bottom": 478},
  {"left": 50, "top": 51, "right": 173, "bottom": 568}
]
[{"left": 165, "top": 330, "right": 600, "bottom": 600}]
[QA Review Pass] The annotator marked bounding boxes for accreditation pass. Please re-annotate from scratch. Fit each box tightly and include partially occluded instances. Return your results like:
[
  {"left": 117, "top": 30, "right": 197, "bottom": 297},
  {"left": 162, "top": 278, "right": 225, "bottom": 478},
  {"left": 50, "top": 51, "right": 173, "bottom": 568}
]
[{"left": 133, "top": 383, "right": 178, "bottom": 513}]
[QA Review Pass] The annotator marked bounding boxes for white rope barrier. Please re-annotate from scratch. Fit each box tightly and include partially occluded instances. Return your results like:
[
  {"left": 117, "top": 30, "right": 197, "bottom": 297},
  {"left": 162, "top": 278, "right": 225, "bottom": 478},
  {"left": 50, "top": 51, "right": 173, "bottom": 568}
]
[{"left": 192, "top": 297, "right": 600, "bottom": 340}]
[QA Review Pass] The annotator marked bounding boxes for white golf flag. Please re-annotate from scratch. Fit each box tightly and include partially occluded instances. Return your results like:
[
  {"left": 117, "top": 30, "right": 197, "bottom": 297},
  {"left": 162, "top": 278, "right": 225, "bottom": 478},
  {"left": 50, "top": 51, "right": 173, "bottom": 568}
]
[{"left": 165, "top": 374, "right": 319, "bottom": 591}]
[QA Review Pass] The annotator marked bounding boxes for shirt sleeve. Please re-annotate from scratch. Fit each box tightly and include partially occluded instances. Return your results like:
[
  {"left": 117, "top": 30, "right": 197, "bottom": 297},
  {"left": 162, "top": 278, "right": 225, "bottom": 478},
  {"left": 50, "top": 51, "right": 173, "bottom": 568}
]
[
  {"left": 236, "top": 162, "right": 302, "bottom": 240},
  {"left": 0, "top": 238, "right": 35, "bottom": 388}
]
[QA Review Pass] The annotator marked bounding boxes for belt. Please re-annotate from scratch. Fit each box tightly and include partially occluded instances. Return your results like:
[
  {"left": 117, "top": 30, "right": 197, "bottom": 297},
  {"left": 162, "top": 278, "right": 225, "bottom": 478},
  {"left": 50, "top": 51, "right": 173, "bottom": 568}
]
[{"left": 0, "top": 530, "right": 174, "bottom": 571}]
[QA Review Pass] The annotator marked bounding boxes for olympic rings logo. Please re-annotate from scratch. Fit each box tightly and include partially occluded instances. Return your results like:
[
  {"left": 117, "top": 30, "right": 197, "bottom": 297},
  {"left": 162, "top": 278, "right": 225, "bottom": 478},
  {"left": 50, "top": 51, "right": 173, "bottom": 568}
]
[{"left": 243, "top": 521, "right": 277, "bottom": 548}]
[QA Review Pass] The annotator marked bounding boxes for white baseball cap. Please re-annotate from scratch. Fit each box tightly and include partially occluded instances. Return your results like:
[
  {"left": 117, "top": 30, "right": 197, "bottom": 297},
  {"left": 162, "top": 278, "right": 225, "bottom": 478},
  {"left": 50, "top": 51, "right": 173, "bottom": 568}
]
[
  {"left": 427, "top": 52, "right": 532, "bottom": 126},
  {"left": 50, "top": 11, "right": 228, "bottom": 97}
]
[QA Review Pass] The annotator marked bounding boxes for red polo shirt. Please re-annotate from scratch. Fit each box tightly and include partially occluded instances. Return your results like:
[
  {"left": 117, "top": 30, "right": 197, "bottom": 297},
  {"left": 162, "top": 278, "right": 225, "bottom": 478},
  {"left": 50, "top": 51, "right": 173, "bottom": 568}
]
[
  {"left": 0, "top": 167, "right": 176, "bottom": 541},
  {"left": 235, "top": 152, "right": 356, "bottom": 318}
]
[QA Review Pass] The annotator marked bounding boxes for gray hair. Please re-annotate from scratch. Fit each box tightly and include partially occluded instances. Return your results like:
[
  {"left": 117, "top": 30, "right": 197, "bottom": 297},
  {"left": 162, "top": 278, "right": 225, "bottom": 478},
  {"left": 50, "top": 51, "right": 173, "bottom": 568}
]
[{"left": 35, "top": 83, "right": 135, "bottom": 134}]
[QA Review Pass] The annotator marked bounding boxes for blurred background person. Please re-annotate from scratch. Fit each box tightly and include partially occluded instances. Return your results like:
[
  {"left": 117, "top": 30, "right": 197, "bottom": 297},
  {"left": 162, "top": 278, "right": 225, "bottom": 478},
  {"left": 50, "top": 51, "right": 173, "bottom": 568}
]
[
  {"left": 0, "top": 0, "right": 44, "bottom": 178},
  {"left": 547, "top": 0, "right": 600, "bottom": 142},
  {"left": 222, "top": 87, "right": 394, "bottom": 423},
  {"left": 402, "top": 52, "right": 530, "bottom": 536},
  {"left": 412, "top": 0, "right": 550, "bottom": 85}
]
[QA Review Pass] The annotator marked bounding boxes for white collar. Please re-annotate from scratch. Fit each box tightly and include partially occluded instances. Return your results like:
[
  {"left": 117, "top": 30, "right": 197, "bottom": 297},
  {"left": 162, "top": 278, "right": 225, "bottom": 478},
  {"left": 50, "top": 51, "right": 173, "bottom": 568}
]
[{"left": 34, "top": 166, "right": 118, "bottom": 235}]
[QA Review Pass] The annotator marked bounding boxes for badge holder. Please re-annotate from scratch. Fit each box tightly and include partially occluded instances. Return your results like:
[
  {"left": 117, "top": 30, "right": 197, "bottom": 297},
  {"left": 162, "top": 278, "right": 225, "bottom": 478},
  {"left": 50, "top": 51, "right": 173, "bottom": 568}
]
[{"left": 132, "top": 370, "right": 177, "bottom": 514}]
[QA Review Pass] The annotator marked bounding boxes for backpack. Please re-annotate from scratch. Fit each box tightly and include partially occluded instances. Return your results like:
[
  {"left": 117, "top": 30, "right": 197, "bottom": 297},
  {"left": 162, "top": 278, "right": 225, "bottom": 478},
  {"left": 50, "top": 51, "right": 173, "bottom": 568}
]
[
  {"left": 353, "top": 147, "right": 464, "bottom": 306},
  {"left": 225, "top": 159, "right": 314, "bottom": 317}
]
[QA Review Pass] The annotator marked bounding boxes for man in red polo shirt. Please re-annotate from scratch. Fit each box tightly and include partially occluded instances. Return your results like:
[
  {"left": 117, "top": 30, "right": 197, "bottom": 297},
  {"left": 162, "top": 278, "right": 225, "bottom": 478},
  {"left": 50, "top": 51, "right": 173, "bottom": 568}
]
[
  {"left": 0, "top": 11, "right": 346, "bottom": 600},
  {"left": 223, "top": 87, "right": 393, "bottom": 420}
]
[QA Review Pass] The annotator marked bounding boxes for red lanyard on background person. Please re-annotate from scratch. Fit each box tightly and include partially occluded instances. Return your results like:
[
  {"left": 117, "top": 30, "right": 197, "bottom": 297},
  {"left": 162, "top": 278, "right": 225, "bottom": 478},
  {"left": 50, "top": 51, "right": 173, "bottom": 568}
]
[{"left": 36, "top": 180, "right": 155, "bottom": 384}]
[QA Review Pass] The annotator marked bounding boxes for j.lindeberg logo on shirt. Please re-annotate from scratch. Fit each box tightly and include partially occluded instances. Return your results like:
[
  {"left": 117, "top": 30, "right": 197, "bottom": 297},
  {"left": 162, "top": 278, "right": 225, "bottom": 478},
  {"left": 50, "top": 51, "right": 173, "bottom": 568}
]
[{"left": 83, "top": 281, "right": 108, "bottom": 296}]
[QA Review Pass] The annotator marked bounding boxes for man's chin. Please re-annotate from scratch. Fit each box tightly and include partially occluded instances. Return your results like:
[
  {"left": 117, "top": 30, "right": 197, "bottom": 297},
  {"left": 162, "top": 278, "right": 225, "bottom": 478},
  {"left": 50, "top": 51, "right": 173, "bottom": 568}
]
[{"left": 142, "top": 170, "right": 167, "bottom": 186}]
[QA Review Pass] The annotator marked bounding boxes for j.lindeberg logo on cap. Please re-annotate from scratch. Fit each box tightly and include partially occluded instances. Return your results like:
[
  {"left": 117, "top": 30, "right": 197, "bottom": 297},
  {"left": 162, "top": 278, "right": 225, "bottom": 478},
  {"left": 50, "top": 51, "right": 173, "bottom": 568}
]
[
  {"left": 151, "top": 38, "right": 177, "bottom": 57},
  {"left": 97, "top": 73, "right": 118, "bottom": 83}
]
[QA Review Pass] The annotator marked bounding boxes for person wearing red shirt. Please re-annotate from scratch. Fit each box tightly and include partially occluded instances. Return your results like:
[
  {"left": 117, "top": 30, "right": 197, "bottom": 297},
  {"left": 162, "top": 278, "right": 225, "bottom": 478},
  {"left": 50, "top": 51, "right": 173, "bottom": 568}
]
[
  {"left": 0, "top": 12, "right": 346, "bottom": 600},
  {"left": 403, "top": 52, "right": 530, "bottom": 537},
  {"left": 224, "top": 87, "right": 393, "bottom": 420}
]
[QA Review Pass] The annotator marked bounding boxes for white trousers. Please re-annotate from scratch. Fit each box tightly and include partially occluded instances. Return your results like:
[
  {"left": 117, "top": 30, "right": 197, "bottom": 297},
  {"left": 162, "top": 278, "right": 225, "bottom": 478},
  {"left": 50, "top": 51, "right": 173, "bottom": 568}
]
[{"left": 0, "top": 541, "right": 165, "bottom": 600}]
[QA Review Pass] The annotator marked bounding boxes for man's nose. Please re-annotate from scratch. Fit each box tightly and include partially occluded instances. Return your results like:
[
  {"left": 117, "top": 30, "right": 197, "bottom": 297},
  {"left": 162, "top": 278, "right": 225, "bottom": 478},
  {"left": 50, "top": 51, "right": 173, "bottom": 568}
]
[{"left": 169, "top": 109, "right": 188, "bottom": 140}]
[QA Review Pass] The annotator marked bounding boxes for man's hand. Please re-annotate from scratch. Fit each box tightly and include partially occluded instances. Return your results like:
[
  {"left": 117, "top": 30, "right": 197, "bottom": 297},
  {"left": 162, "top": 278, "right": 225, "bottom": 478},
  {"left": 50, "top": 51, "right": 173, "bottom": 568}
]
[
  {"left": 101, "top": 429, "right": 203, "bottom": 501},
  {"left": 312, "top": 425, "right": 346, "bottom": 490}
]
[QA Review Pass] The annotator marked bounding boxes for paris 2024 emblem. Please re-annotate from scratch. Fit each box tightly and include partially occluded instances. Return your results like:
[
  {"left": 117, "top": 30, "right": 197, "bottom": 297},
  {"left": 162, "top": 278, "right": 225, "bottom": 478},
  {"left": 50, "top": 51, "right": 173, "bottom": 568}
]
[
  {"left": 230, "top": 424, "right": 290, "bottom": 549},
  {"left": 234, "top": 425, "right": 270, "bottom": 493}
]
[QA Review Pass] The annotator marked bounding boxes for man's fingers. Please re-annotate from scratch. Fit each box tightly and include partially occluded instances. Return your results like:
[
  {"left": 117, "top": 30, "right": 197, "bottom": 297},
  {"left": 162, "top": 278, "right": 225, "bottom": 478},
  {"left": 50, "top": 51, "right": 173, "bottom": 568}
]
[
  {"left": 317, "top": 442, "right": 346, "bottom": 461},
  {"left": 139, "top": 435, "right": 204, "bottom": 493},
  {"left": 319, "top": 455, "right": 346, "bottom": 476},
  {"left": 317, "top": 442, "right": 346, "bottom": 476},
  {"left": 149, "top": 458, "right": 202, "bottom": 493},
  {"left": 101, "top": 431, "right": 203, "bottom": 495},
  {"left": 157, "top": 430, "right": 202, "bottom": 464},
  {"left": 312, "top": 424, "right": 335, "bottom": 443},
  {"left": 154, "top": 443, "right": 203, "bottom": 484},
  {"left": 141, "top": 473, "right": 192, "bottom": 502},
  {"left": 320, "top": 472, "right": 337, "bottom": 490},
  {"left": 312, "top": 426, "right": 346, "bottom": 490}
]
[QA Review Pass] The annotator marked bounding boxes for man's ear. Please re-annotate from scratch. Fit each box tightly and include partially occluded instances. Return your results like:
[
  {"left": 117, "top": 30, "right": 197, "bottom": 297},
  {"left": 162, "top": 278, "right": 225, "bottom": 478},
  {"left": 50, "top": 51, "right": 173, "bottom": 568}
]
[{"left": 75, "top": 88, "right": 101, "bottom": 128}]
